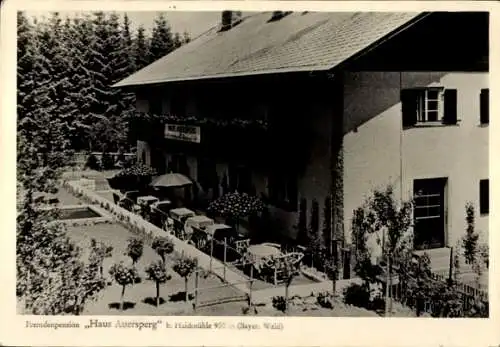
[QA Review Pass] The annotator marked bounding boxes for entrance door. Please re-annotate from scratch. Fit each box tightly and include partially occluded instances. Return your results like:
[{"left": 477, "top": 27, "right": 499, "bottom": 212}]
[
  {"left": 413, "top": 178, "right": 447, "bottom": 250},
  {"left": 151, "top": 149, "right": 166, "bottom": 174}
]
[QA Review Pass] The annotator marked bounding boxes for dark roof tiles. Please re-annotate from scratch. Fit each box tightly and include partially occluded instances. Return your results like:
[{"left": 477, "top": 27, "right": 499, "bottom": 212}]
[{"left": 114, "top": 11, "right": 422, "bottom": 87}]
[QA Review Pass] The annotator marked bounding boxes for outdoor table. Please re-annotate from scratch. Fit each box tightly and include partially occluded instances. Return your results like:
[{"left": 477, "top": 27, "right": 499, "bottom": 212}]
[
  {"left": 185, "top": 215, "right": 214, "bottom": 231},
  {"left": 205, "top": 223, "right": 234, "bottom": 241},
  {"left": 184, "top": 216, "right": 215, "bottom": 248},
  {"left": 169, "top": 208, "right": 195, "bottom": 239},
  {"left": 137, "top": 195, "right": 159, "bottom": 205},
  {"left": 150, "top": 200, "right": 173, "bottom": 230}
]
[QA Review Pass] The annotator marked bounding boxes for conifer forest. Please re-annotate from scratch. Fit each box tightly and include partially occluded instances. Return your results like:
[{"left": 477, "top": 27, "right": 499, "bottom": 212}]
[{"left": 17, "top": 11, "right": 190, "bottom": 154}]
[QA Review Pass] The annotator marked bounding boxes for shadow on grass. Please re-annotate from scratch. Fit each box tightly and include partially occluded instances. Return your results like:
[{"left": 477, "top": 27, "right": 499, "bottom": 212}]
[
  {"left": 142, "top": 297, "right": 167, "bottom": 307},
  {"left": 169, "top": 291, "right": 194, "bottom": 302},
  {"left": 108, "top": 301, "right": 136, "bottom": 311}
]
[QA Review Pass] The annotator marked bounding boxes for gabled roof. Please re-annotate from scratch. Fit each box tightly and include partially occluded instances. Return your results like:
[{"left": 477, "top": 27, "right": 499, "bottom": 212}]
[{"left": 114, "top": 11, "right": 425, "bottom": 88}]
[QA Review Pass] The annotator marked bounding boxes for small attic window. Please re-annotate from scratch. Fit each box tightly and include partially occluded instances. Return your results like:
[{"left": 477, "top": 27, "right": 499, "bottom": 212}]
[{"left": 268, "top": 11, "right": 292, "bottom": 22}]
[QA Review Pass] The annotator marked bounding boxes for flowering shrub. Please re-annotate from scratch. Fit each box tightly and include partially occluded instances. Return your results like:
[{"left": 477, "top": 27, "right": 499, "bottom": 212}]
[
  {"left": 145, "top": 260, "right": 171, "bottom": 307},
  {"left": 152, "top": 236, "right": 175, "bottom": 263},
  {"left": 207, "top": 192, "right": 264, "bottom": 219},
  {"left": 272, "top": 296, "right": 287, "bottom": 313},
  {"left": 173, "top": 255, "right": 198, "bottom": 302},
  {"left": 115, "top": 164, "right": 157, "bottom": 177},
  {"left": 316, "top": 291, "right": 334, "bottom": 309},
  {"left": 126, "top": 237, "right": 144, "bottom": 265},
  {"left": 343, "top": 283, "right": 370, "bottom": 308},
  {"left": 109, "top": 262, "right": 138, "bottom": 311}
]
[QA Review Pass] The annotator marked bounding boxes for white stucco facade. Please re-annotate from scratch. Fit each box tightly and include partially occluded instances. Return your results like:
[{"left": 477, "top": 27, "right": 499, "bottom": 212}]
[{"left": 343, "top": 71, "right": 489, "bottom": 248}]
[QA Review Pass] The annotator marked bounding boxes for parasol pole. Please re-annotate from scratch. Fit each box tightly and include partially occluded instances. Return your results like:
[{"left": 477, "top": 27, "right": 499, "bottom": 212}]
[
  {"left": 223, "top": 237, "right": 227, "bottom": 281},
  {"left": 210, "top": 237, "right": 214, "bottom": 272}
]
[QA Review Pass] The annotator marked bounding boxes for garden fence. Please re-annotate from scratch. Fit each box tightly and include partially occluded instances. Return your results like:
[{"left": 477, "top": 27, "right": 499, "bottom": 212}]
[{"left": 383, "top": 272, "right": 488, "bottom": 316}]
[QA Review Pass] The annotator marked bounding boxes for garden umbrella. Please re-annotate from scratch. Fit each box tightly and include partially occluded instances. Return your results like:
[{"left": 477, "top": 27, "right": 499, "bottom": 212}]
[{"left": 151, "top": 173, "right": 192, "bottom": 188}]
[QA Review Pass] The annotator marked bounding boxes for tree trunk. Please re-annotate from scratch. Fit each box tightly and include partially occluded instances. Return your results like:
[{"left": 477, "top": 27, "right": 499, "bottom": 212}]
[
  {"left": 120, "top": 285, "right": 126, "bottom": 311},
  {"left": 285, "top": 284, "right": 289, "bottom": 315},
  {"left": 184, "top": 278, "right": 189, "bottom": 302},
  {"left": 385, "top": 257, "right": 390, "bottom": 317},
  {"left": 388, "top": 255, "right": 393, "bottom": 313},
  {"left": 156, "top": 282, "right": 160, "bottom": 307}
]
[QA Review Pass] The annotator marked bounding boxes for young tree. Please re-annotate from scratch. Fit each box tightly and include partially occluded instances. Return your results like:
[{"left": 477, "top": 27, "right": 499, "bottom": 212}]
[
  {"left": 351, "top": 185, "right": 413, "bottom": 316},
  {"left": 145, "top": 260, "right": 171, "bottom": 307},
  {"left": 172, "top": 255, "right": 198, "bottom": 302},
  {"left": 462, "top": 202, "right": 479, "bottom": 265},
  {"left": 276, "top": 257, "right": 300, "bottom": 314},
  {"left": 89, "top": 238, "right": 113, "bottom": 277},
  {"left": 152, "top": 236, "right": 175, "bottom": 263},
  {"left": 109, "top": 262, "right": 138, "bottom": 311},
  {"left": 126, "top": 237, "right": 144, "bottom": 265}
]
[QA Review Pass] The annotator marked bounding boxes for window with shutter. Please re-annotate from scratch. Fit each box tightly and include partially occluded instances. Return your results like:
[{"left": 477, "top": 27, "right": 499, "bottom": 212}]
[
  {"left": 480, "top": 89, "right": 489, "bottom": 125},
  {"left": 480, "top": 179, "right": 489, "bottom": 214},
  {"left": 401, "top": 87, "right": 459, "bottom": 127}
]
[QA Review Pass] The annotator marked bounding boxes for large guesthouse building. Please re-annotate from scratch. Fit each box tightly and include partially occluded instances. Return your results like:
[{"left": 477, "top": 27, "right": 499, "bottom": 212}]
[{"left": 115, "top": 11, "right": 489, "bottom": 262}]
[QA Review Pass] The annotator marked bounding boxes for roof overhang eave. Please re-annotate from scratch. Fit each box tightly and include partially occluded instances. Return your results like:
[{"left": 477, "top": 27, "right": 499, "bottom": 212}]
[{"left": 112, "top": 64, "right": 335, "bottom": 89}]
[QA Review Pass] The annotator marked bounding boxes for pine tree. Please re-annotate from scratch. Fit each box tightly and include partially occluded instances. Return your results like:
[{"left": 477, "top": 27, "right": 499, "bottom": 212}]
[
  {"left": 118, "top": 13, "right": 137, "bottom": 134},
  {"left": 149, "top": 13, "right": 174, "bottom": 62},
  {"left": 17, "top": 12, "right": 74, "bottom": 193},
  {"left": 66, "top": 15, "right": 100, "bottom": 151},
  {"left": 17, "top": 13, "right": 105, "bottom": 314},
  {"left": 182, "top": 30, "right": 191, "bottom": 44},
  {"left": 134, "top": 25, "right": 151, "bottom": 70},
  {"left": 17, "top": 12, "right": 36, "bottom": 121},
  {"left": 173, "top": 32, "right": 183, "bottom": 49}
]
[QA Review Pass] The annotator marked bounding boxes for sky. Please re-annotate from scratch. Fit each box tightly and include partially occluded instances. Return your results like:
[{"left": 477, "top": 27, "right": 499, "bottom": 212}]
[{"left": 26, "top": 11, "right": 225, "bottom": 37}]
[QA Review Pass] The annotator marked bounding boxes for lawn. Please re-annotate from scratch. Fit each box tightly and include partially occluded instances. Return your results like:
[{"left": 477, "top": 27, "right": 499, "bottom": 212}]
[{"left": 66, "top": 223, "right": 245, "bottom": 316}]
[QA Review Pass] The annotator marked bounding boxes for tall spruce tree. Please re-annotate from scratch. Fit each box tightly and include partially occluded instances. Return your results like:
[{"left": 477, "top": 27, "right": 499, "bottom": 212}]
[
  {"left": 118, "top": 14, "right": 137, "bottom": 127},
  {"left": 66, "top": 15, "right": 100, "bottom": 150},
  {"left": 134, "top": 25, "right": 151, "bottom": 70},
  {"left": 17, "top": 12, "right": 74, "bottom": 193},
  {"left": 149, "top": 13, "right": 174, "bottom": 62},
  {"left": 16, "top": 13, "right": 105, "bottom": 315},
  {"left": 17, "top": 12, "right": 36, "bottom": 121}
]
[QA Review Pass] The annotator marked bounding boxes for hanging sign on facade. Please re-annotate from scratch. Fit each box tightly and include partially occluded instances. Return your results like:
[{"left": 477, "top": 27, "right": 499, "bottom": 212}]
[{"left": 164, "top": 123, "right": 201, "bottom": 143}]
